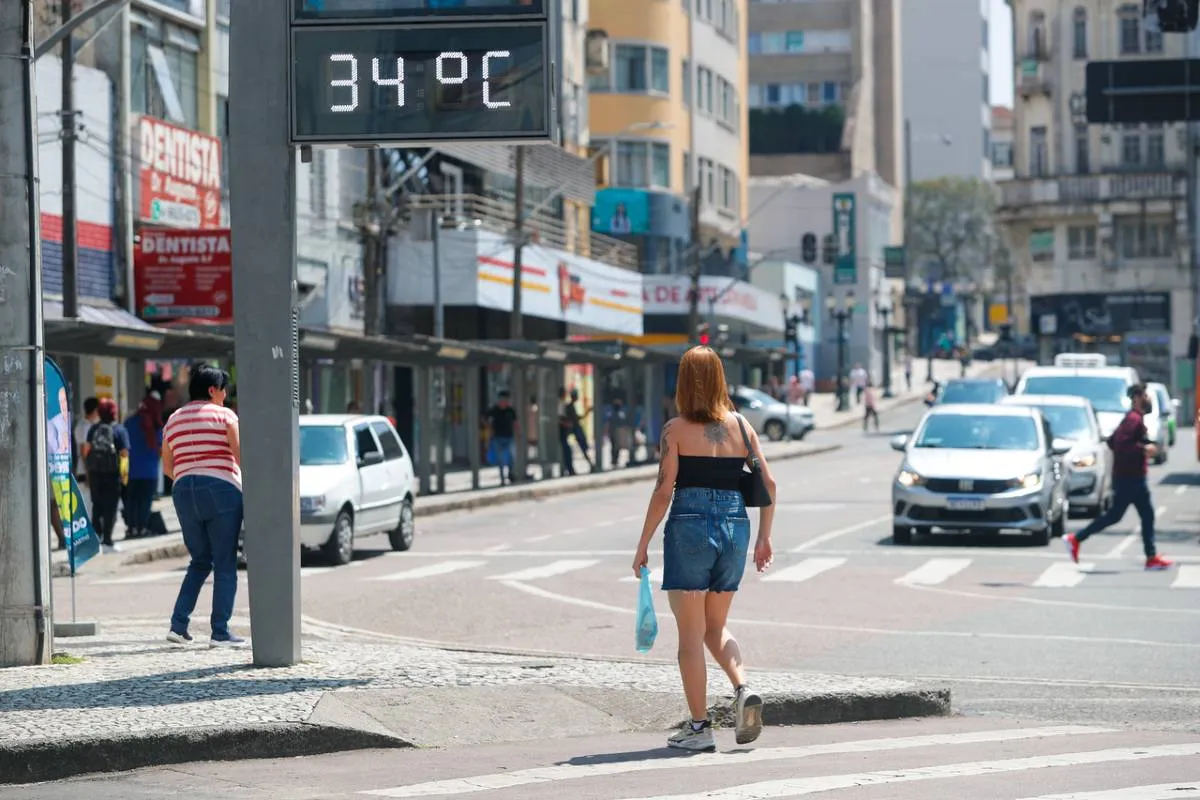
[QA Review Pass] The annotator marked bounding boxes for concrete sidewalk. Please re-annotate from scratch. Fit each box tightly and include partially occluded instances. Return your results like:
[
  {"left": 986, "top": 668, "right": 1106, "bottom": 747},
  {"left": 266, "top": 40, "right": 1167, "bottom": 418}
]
[{"left": 0, "top": 618, "right": 950, "bottom": 784}]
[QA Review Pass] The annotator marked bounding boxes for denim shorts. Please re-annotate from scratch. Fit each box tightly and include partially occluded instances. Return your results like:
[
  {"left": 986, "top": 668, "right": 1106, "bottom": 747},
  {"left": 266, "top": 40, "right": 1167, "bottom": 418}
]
[{"left": 661, "top": 488, "right": 751, "bottom": 593}]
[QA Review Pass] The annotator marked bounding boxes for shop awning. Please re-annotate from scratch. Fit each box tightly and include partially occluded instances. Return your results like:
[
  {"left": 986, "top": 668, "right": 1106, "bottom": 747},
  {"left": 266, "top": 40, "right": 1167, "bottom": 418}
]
[
  {"left": 649, "top": 342, "right": 792, "bottom": 365},
  {"left": 44, "top": 318, "right": 238, "bottom": 361},
  {"left": 553, "top": 339, "right": 680, "bottom": 364},
  {"left": 476, "top": 339, "right": 623, "bottom": 365}
]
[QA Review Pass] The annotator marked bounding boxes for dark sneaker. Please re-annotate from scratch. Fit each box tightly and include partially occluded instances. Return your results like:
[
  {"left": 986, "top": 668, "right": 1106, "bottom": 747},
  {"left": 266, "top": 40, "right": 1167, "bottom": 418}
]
[
  {"left": 667, "top": 720, "right": 715, "bottom": 752},
  {"left": 166, "top": 631, "right": 194, "bottom": 646},
  {"left": 734, "top": 686, "right": 763, "bottom": 745},
  {"left": 1063, "top": 533, "right": 1080, "bottom": 564},
  {"left": 209, "top": 634, "right": 249, "bottom": 649},
  {"left": 1145, "top": 555, "right": 1174, "bottom": 571}
]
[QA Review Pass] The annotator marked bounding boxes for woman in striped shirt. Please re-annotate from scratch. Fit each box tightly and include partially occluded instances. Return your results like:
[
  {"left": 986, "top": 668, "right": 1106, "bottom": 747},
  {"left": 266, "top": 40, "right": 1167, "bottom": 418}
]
[{"left": 161, "top": 365, "right": 245, "bottom": 648}]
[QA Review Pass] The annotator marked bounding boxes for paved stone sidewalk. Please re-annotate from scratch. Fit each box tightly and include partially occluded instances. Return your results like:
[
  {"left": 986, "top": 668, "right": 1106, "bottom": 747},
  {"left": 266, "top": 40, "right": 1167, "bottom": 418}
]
[{"left": 0, "top": 619, "right": 949, "bottom": 782}]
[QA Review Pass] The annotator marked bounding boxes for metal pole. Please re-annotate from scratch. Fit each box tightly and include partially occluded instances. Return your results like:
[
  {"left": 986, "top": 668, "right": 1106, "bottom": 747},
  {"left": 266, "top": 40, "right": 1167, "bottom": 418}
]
[
  {"left": 432, "top": 214, "right": 444, "bottom": 339},
  {"left": 434, "top": 367, "right": 445, "bottom": 493},
  {"left": 835, "top": 312, "right": 849, "bottom": 412},
  {"left": 432, "top": 216, "right": 446, "bottom": 493},
  {"left": 465, "top": 366, "right": 481, "bottom": 490},
  {"left": 0, "top": 0, "right": 51, "bottom": 667},
  {"left": 229, "top": 0, "right": 300, "bottom": 667},
  {"left": 687, "top": 186, "right": 702, "bottom": 342},
  {"left": 415, "top": 366, "right": 432, "bottom": 496},
  {"left": 60, "top": 0, "right": 78, "bottom": 319},
  {"left": 591, "top": 367, "right": 604, "bottom": 472},
  {"left": 117, "top": 3, "right": 134, "bottom": 315},
  {"left": 510, "top": 146, "right": 526, "bottom": 339},
  {"left": 881, "top": 308, "right": 894, "bottom": 398}
]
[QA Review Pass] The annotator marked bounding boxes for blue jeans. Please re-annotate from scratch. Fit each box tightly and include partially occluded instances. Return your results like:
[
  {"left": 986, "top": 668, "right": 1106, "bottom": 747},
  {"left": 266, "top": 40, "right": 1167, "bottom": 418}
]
[
  {"left": 1076, "top": 476, "right": 1157, "bottom": 558},
  {"left": 126, "top": 478, "right": 156, "bottom": 534},
  {"left": 491, "top": 436, "right": 514, "bottom": 479},
  {"left": 661, "top": 488, "right": 750, "bottom": 593},
  {"left": 170, "top": 475, "right": 243, "bottom": 639}
]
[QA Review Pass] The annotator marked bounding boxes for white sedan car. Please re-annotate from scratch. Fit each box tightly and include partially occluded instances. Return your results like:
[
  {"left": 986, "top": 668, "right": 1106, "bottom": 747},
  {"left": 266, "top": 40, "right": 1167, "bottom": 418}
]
[
  {"left": 731, "top": 387, "right": 815, "bottom": 441},
  {"left": 298, "top": 414, "right": 417, "bottom": 565}
]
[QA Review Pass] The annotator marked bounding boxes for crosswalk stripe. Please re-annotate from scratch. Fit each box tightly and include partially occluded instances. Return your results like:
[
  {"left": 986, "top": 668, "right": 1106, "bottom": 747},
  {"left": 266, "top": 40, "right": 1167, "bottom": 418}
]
[
  {"left": 370, "top": 561, "right": 487, "bottom": 582},
  {"left": 1013, "top": 783, "right": 1200, "bottom": 799},
  {"left": 489, "top": 559, "right": 600, "bottom": 581},
  {"left": 761, "top": 557, "right": 845, "bottom": 583},
  {"left": 1171, "top": 565, "right": 1200, "bottom": 589},
  {"left": 613, "top": 743, "right": 1200, "bottom": 800},
  {"left": 896, "top": 558, "right": 971, "bottom": 586},
  {"left": 620, "top": 567, "right": 664, "bottom": 584},
  {"left": 358, "top": 726, "right": 1111, "bottom": 798},
  {"left": 1033, "top": 562, "right": 1095, "bottom": 588}
]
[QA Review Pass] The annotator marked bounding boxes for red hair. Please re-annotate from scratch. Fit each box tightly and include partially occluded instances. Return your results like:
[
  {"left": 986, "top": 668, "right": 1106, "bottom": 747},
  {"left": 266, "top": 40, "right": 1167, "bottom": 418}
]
[{"left": 675, "top": 346, "right": 733, "bottom": 424}]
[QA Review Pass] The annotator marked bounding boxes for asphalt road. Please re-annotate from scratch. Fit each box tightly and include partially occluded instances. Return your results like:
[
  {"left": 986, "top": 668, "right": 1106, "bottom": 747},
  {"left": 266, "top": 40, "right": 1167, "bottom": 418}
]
[{"left": 58, "top": 401, "right": 1200, "bottom": 733}]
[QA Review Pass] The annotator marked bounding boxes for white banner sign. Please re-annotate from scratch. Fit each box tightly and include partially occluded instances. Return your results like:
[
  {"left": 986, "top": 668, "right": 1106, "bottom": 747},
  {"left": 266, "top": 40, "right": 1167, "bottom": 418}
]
[{"left": 642, "top": 275, "right": 785, "bottom": 332}]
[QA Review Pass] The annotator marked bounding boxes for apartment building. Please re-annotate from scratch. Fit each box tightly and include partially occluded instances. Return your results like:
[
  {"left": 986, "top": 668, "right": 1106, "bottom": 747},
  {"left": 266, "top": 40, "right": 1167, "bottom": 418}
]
[
  {"left": 587, "top": 0, "right": 750, "bottom": 274},
  {"left": 746, "top": 0, "right": 902, "bottom": 192},
  {"left": 996, "top": 1, "right": 1188, "bottom": 388},
  {"left": 901, "top": 0, "right": 993, "bottom": 180}
]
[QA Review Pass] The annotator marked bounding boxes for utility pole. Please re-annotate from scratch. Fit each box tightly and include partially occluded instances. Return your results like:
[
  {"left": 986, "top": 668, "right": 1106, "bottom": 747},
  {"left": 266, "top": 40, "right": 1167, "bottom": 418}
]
[
  {"left": 686, "top": 186, "right": 702, "bottom": 343},
  {"left": 432, "top": 212, "right": 446, "bottom": 493},
  {"left": 0, "top": 0, "right": 52, "bottom": 666},
  {"left": 60, "top": 0, "right": 78, "bottom": 319},
  {"left": 509, "top": 145, "right": 527, "bottom": 483},
  {"left": 361, "top": 150, "right": 383, "bottom": 339}
]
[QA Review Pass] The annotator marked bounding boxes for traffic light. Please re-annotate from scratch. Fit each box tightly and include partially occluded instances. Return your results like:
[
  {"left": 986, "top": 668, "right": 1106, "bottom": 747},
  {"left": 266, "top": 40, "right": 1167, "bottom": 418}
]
[
  {"left": 801, "top": 233, "right": 817, "bottom": 264},
  {"left": 715, "top": 324, "right": 730, "bottom": 346},
  {"left": 784, "top": 317, "right": 798, "bottom": 345},
  {"left": 697, "top": 322, "right": 710, "bottom": 346},
  {"left": 1150, "top": 0, "right": 1199, "bottom": 31}
]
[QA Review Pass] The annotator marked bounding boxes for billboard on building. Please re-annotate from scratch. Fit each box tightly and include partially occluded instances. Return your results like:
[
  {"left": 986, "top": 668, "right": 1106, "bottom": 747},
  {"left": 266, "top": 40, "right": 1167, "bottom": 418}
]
[
  {"left": 592, "top": 188, "right": 650, "bottom": 235},
  {"left": 832, "top": 192, "right": 856, "bottom": 285},
  {"left": 134, "top": 228, "right": 233, "bottom": 321},
  {"left": 136, "top": 116, "right": 224, "bottom": 229},
  {"left": 642, "top": 275, "right": 785, "bottom": 332}
]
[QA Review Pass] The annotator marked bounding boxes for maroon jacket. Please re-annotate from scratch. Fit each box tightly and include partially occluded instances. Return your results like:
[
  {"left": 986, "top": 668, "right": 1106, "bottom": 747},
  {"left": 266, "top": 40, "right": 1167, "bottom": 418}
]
[{"left": 1108, "top": 409, "right": 1148, "bottom": 479}]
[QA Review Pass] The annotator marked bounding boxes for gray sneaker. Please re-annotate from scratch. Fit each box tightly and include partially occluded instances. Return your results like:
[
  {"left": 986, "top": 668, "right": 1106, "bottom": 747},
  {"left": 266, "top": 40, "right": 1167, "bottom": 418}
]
[
  {"left": 667, "top": 721, "right": 715, "bottom": 752},
  {"left": 734, "top": 686, "right": 763, "bottom": 745}
]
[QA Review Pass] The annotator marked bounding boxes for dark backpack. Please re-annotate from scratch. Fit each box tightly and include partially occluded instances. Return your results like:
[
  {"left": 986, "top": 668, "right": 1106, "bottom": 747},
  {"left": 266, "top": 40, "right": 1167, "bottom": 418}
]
[{"left": 86, "top": 424, "right": 120, "bottom": 475}]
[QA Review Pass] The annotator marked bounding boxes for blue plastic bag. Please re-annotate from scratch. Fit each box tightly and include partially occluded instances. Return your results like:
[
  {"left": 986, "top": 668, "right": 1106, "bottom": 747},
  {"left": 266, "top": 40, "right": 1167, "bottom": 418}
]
[{"left": 635, "top": 566, "right": 659, "bottom": 653}]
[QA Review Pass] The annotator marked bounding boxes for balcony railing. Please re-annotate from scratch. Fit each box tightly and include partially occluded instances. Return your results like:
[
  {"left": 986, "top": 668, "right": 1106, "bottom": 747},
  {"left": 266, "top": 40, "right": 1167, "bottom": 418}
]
[
  {"left": 999, "top": 170, "right": 1185, "bottom": 208},
  {"left": 1017, "top": 59, "right": 1051, "bottom": 97},
  {"left": 404, "top": 194, "right": 639, "bottom": 271}
]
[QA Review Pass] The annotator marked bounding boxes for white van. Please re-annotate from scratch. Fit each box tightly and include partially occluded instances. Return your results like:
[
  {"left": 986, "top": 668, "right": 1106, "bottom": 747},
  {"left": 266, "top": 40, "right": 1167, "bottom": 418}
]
[{"left": 1014, "top": 354, "right": 1140, "bottom": 439}]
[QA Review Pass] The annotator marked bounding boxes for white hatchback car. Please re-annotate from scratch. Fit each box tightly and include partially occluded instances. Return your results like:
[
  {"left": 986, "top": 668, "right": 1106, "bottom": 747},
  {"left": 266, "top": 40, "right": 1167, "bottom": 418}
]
[{"left": 299, "top": 414, "right": 417, "bottom": 565}]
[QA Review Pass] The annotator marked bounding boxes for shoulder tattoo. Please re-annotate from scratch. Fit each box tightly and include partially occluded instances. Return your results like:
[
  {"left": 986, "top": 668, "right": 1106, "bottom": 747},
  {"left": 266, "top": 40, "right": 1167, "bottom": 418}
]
[{"left": 704, "top": 420, "right": 730, "bottom": 445}]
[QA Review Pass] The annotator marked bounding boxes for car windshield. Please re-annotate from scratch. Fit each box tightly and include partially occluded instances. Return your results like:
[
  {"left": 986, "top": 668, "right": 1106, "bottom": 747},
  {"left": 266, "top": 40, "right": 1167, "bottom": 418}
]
[
  {"left": 1033, "top": 405, "right": 1092, "bottom": 440},
  {"left": 915, "top": 414, "right": 1040, "bottom": 450},
  {"left": 940, "top": 381, "right": 1002, "bottom": 404},
  {"left": 1154, "top": 387, "right": 1170, "bottom": 410},
  {"left": 1021, "top": 376, "right": 1128, "bottom": 413},
  {"left": 299, "top": 426, "right": 349, "bottom": 465}
]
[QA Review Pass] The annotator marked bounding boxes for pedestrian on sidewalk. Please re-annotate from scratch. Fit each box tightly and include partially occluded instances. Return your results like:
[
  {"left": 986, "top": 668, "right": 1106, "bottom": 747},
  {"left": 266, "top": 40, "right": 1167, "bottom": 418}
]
[
  {"left": 567, "top": 388, "right": 595, "bottom": 472},
  {"left": 162, "top": 365, "right": 246, "bottom": 648},
  {"left": 526, "top": 396, "right": 540, "bottom": 466},
  {"left": 123, "top": 392, "right": 163, "bottom": 539},
  {"left": 1064, "top": 384, "right": 1173, "bottom": 572},
  {"left": 862, "top": 382, "right": 880, "bottom": 432},
  {"left": 799, "top": 368, "right": 814, "bottom": 407},
  {"left": 903, "top": 354, "right": 913, "bottom": 391},
  {"left": 484, "top": 390, "right": 518, "bottom": 486},
  {"left": 605, "top": 395, "right": 633, "bottom": 468},
  {"left": 83, "top": 398, "right": 129, "bottom": 554},
  {"left": 632, "top": 345, "right": 775, "bottom": 753},
  {"left": 849, "top": 363, "right": 868, "bottom": 406},
  {"left": 557, "top": 387, "right": 576, "bottom": 476},
  {"left": 73, "top": 396, "right": 99, "bottom": 495}
]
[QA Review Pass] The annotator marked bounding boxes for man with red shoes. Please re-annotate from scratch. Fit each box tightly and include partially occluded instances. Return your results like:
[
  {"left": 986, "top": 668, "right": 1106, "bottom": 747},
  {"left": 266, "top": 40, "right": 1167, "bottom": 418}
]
[{"left": 1064, "top": 383, "right": 1173, "bottom": 571}]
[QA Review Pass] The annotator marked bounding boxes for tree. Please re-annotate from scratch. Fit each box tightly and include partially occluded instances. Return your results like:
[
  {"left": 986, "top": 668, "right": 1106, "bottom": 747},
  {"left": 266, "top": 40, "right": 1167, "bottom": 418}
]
[{"left": 907, "top": 177, "right": 1000, "bottom": 285}]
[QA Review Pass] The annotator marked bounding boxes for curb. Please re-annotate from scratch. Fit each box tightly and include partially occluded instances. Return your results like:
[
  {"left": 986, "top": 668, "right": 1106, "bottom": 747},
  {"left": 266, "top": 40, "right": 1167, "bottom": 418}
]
[
  {"left": 0, "top": 722, "right": 412, "bottom": 785},
  {"left": 0, "top": 681, "right": 950, "bottom": 784},
  {"left": 52, "top": 443, "right": 841, "bottom": 577}
]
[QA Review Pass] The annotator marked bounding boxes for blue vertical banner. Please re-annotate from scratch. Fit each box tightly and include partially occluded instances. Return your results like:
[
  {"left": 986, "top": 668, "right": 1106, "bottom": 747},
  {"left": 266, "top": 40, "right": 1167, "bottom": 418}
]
[
  {"left": 45, "top": 357, "right": 100, "bottom": 571},
  {"left": 832, "top": 192, "right": 857, "bottom": 285}
]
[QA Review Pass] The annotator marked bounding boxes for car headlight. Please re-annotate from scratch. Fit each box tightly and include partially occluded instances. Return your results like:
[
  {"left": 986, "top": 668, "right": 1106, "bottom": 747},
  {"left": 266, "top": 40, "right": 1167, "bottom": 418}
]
[
  {"left": 897, "top": 469, "right": 925, "bottom": 488},
  {"left": 300, "top": 495, "right": 326, "bottom": 512},
  {"left": 1010, "top": 472, "right": 1042, "bottom": 490},
  {"left": 1072, "top": 453, "right": 1097, "bottom": 468}
]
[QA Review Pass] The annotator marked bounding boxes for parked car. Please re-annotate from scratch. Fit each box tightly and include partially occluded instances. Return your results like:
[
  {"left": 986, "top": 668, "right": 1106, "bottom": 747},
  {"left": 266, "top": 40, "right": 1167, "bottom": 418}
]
[
  {"left": 730, "top": 386, "right": 815, "bottom": 441},
  {"left": 1014, "top": 353, "right": 1140, "bottom": 440},
  {"left": 298, "top": 414, "right": 417, "bottom": 564},
  {"left": 1141, "top": 382, "right": 1171, "bottom": 464},
  {"left": 1147, "top": 381, "right": 1178, "bottom": 456},
  {"left": 1002, "top": 394, "right": 1111, "bottom": 518},
  {"left": 890, "top": 403, "right": 1071, "bottom": 545},
  {"left": 936, "top": 378, "right": 1009, "bottom": 405}
]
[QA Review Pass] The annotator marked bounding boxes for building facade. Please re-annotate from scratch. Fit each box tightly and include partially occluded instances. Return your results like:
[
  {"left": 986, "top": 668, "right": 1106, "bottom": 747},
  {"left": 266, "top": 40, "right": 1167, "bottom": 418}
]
[
  {"left": 901, "top": 0, "right": 993, "bottom": 181},
  {"left": 746, "top": 0, "right": 902, "bottom": 194},
  {"left": 991, "top": 105, "right": 1016, "bottom": 181},
  {"left": 996, "top": 0, "right": 1190, "bottom": 391}
]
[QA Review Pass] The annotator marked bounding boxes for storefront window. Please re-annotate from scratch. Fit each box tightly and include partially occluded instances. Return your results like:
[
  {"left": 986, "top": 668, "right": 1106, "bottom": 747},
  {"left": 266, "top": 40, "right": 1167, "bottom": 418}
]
[{"left": 131, "top": 19, "right": 200, "bottom": 129}]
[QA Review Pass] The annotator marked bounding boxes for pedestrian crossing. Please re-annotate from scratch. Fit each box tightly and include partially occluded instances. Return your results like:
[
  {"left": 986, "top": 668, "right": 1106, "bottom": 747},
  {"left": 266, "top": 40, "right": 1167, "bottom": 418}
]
[
  {"left": 81, "top": 555, "right": 1200, "bottom": 591},
  {"left": 355, "top": 723, "right": 1200, "bottom": 800}
]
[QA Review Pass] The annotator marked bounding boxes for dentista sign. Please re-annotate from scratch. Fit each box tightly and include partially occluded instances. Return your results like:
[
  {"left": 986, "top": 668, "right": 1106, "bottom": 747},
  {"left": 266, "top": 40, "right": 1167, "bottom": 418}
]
[{"left": 136, "top": 116, "right": 223, "bottom": 229}]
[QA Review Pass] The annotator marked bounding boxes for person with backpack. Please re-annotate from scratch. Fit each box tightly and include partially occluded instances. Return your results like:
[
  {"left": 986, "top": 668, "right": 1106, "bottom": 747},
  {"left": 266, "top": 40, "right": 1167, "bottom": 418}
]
[{"left": 83, "top": 398, "right": 130, "bottom": 553}]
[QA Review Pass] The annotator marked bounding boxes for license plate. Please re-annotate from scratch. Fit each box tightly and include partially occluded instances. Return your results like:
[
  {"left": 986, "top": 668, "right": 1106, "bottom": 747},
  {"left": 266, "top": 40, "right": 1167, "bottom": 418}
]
[{"left": 947, "top": 497, "right": 986, "bottom": 511}]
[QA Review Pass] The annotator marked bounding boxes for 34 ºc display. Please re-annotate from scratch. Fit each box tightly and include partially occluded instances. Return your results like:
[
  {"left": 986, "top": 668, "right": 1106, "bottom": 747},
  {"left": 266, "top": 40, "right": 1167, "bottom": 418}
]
[
  {"left": 293, "top": 0, "right": 545, "bottom": 22},
  {"left": 291, "top": 23, "right": 550, "bottom": 143}
]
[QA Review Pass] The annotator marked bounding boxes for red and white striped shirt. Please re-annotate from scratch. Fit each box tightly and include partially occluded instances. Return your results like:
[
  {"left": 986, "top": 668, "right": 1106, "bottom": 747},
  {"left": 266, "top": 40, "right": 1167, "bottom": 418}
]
[{"left": 164, "top": 401, "right": 241, "bottom": 489}]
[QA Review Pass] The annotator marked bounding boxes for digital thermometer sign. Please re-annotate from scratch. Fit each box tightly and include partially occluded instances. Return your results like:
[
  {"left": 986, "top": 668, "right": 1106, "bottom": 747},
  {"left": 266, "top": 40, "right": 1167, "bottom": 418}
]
[
  {"left": 294, "top": 0, "right": 545, "bottom": 22},
  {"left": 290, "top": 23, "right": 550, "bottom": 143}
]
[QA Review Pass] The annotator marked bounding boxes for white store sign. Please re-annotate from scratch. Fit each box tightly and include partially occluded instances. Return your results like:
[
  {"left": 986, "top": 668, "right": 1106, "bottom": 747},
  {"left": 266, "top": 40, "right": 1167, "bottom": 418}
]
[
  {"left": 642, "top": 275, "right": 785, "bottom": 332},
  {"left": 474, "top": 231, "right": 644, "bottom": 335}
]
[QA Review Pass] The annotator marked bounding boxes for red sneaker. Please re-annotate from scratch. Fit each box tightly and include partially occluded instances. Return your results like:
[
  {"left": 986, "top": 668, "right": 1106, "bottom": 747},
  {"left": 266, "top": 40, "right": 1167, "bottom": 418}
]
[
  {"left": 1063, "top": 533, "right": 1080, "bottom": 564},
  {"left": 1145, "top": 555, "right": 1174, "bottom": 571}
]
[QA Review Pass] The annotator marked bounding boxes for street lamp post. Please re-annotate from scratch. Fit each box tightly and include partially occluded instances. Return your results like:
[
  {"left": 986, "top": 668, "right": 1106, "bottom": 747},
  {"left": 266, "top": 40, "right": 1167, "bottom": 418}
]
[
  {"left": 780, "top": 293, "right": 812, "bottom": 379},
  {"left": 876, "top": 293, "right": 894, "bottom": 399},
  {"left": 827, "top": 291, "right": 855, "bottom": 412}
]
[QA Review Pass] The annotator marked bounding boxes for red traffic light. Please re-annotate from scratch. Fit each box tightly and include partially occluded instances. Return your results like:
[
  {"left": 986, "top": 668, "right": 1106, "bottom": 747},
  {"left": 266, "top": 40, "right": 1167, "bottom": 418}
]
[{"left": 699, "top": 333, "right": 710, "bottom": 345}]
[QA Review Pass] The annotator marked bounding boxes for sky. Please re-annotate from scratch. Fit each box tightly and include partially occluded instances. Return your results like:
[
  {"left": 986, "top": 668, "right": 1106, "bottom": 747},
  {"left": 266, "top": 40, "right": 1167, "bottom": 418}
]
[{"left": 989, "top": 0, "right": 1015, "bottom": 108}]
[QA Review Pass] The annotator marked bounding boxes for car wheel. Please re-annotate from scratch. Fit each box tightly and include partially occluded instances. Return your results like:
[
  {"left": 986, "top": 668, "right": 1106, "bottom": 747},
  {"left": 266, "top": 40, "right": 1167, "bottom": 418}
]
[
  {"left": 764, "top": 420, "right": 786, "bottom": 442},
  {"left": 1031, "top": 522, "right": 1050, "bottom": 546},
  {"left": 389, "top": 497, "right": 415, "bottom": 552},
  {"left": 1051, "top": 511, "right": 1065, "bottom": 540},
  {"left": 892, "top": 523, "right": 912, "bottom": 545},
  {"left": 322, "top": 509, "right": 355, "bottom": 566}
]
